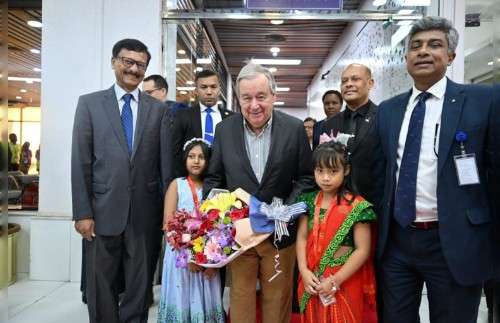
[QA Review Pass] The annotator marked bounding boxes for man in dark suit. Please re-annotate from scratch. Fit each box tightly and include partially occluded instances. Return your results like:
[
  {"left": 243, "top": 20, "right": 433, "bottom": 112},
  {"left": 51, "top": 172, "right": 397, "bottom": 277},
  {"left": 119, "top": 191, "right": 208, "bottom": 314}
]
[
  {"left": 71, "top": 39, "right": 171, "bottom": 323},
  {"left": 312, "top": 89, "right": 343, "bottom": 148},
  {"left": 143, "top": 74, "right": 177, "bottom": 112},
  {"left": 171, "top": 69, "right": 232, "bottom": 178},
  {"left": 321, "top": 63, "right": 378, "bottom": 204},
  {"left": 204, "top": 62, "right": 314, "bottom": 323},
  {"left": 374, "top": 17, "right": 500, "bottom": 323}
]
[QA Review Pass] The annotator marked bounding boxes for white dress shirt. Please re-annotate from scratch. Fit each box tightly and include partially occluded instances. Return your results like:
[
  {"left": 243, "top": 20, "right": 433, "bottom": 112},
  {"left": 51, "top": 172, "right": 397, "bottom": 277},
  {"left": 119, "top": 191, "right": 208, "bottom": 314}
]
[
  {"left": 396, "top": 76, "right": 447, "bottom": 222},
  {"left": 114, "top": 84, "right": 139, "bottom": 144},
  {"left": 199, "top": 103, "right": 222, "bottom": 137}
]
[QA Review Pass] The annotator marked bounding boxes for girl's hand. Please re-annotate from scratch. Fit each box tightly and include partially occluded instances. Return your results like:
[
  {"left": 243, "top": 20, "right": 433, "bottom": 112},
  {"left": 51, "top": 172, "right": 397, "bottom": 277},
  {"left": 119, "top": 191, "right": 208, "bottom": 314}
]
[
  {"left": 188, "top": 263, "right": 203, "bottom": 273},
  {"left": 162, "top": 221, "right": 169, "bottom": 231},
  {"left": 300, "top": 269, "right": 320, "bottom": 295},
  {"left": 318, "top": 276, "right": 340, "bottom": 299},
  {"left": 203, "top": 268, "right": 217, "bottom": 280}
]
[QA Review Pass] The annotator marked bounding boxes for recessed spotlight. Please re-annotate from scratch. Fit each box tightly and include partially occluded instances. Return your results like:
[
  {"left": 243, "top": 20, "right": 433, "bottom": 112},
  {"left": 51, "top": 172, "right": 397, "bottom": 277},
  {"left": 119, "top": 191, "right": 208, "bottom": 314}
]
[
  {"left": 196, "top": 67, "right": 203, "bottom": 72},
  {"left": 251, "top": 59, "right": 301, "bottom": 65},
  {"left": 16, "top": 96, "right": 22, "bottom": 100},
  {"left": 30, "top": 48, "right": 40, "bottom": 54},
  {"left": 190, "top": 97, "right": 195, "bottom": 102},
  {"left": 176, "top": 58, "right": 191, "bottom": 64},
  {"left": 276, "top": 87, "right": 290, "bottom": 92},
  {"left": 270, "top": 20, "right": 284, "bottom": 25},
  {"left": 268, "top": 67, "right": 277, "bottom": 73},
  {"left": 196, "top": 58, "right": 212, "bottom": 64},
  {"left": 487, "top": 61, "right": 494, "bottom": 66},
  {"left": 20, "top": 89, "right": 27, "bottom": 93},
  {"left": 175, "top": 67, "right": 181, "bottom": 72},
  {"left": 177, "top": 49, "right": 186, "bottom": 55},
  {"left": 274, "top": 101, "right": 285, "bottom": 106},
  {"left": 177, "top": 87, "right": 196, "bottom": 91},
  {"left": 180, "top": 90, "right": 188, "bottom": 95},
  {"left": 33, "top": 67, "right": 41, "bottom": 72},
  {"left": 186, "top": 80, "right": 194, "bottom": 85},
  {"left": 270, "top": 47, "right": 280, "bottom": 53},
  {"left": 27, "top": 20, "right": 43, "bottom": 28}
]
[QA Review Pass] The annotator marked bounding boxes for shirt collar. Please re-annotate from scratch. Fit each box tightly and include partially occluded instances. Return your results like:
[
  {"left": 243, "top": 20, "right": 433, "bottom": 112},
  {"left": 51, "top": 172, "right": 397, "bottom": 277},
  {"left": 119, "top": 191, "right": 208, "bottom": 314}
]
[
  {"left": 345, "top": 100, "right": 371, "bottom": 118},
  {"left": 200, "top": 102, "right": 219, "bottom": 113},
  {"left": 410, "top": 76, "right": 447, "bottom": 103},
  {"left": 243, "top": 115, "right": 273, "bottom": 137},
  {"left": 114, "top": 83, "right": 139, "bottom": 102}
]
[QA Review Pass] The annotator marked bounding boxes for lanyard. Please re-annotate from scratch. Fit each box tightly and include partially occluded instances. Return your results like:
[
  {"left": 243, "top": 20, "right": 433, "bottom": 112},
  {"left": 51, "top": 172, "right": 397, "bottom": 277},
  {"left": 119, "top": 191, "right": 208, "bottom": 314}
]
[{"left": 186, "top": 176, "right": 200, "bottom": 209}]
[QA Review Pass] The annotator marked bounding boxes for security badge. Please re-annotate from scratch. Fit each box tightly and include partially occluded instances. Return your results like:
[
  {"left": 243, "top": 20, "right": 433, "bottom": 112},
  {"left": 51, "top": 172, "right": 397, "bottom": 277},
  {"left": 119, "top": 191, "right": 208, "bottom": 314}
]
[{"left": 453, "top": 130, "right": 480, "bottom": 186}]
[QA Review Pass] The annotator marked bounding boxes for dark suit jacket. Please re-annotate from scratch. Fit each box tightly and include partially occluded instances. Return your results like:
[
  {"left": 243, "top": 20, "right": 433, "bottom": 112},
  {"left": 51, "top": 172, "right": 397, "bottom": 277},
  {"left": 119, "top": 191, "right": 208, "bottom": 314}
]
[
  {"left": 321, "top": 101, "right": 379, "bottom": 205},
  {"left": 171, "top": 104, "right": 233, "bottom": 178},
  {"left": 312, "top": 118, "right": 325, "bottom": 149},
  {"left": 71, "top": 86, "right": 172, "bottom": 235},
  {"left": 203, "top": 111, "right": 315, "bottom": 249},
  {"left": 374, "top": 79, "right": 500, "bottom": 285}
]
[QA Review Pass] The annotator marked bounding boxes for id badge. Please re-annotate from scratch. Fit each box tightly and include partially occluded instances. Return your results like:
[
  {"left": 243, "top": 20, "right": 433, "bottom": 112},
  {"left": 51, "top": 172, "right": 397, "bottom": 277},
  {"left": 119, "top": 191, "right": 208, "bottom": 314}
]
[{"left": 454, "top": 153, "right": 480, "bottom": 186}]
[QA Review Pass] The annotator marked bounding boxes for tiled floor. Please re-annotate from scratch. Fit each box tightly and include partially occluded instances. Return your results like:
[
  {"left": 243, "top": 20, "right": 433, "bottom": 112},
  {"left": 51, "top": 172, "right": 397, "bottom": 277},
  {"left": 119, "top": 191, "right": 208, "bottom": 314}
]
[{"left": 8, "top": 274, "right": 489, "bottom": 323}]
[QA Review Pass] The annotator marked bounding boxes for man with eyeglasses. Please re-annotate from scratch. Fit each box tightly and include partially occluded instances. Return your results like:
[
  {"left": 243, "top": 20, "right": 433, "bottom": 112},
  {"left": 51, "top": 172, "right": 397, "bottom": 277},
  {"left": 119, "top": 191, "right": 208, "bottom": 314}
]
[
  {"left": 143, "top": 74, "right": 178, "bottom": 111},
  {"left": 72, "top": 38, "right": 171, "bottom": 323}
]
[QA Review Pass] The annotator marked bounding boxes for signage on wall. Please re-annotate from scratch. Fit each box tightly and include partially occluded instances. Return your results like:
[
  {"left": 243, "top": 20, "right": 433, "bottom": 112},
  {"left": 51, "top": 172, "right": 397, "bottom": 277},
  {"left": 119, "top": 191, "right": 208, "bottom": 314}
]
[{"left": 246, "top": 0, "right": 342, "bottom": 10}]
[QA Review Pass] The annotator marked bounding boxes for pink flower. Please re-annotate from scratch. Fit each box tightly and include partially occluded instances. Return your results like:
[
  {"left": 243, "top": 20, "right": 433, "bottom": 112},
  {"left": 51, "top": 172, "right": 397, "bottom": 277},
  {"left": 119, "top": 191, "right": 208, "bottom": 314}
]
[{"left": 204, "top": 240, "right": 222, "bottom": 262}]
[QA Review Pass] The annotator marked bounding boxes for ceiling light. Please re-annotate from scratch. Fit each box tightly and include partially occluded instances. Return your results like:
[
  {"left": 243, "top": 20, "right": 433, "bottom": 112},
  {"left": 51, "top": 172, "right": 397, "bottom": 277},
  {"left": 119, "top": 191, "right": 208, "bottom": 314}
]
[
  {"left": 27, "top": 20, "right": 43, "bottom": 28},
  {"left": 176, "top": 58, "right": 192, "bottom": 64},
  {"left": 497, "top": 58, "right": 500, "bottom": 62},
  {"left": 402, "top": 0, "right": 430, "bottom": 5},
  {"left": 8, "top": 76, "right": 41, "bottom": 82},
  {"left": 270, "top": 47, "right": 281, "bottom": 53},
  {"left": 190, "top": 97, "right": 195, "bottom": 102},
  {"left": 177, "top": 86, "right": 195, "bottom": 91},
  {"left": 177, "top": 49, "right": 186, "bottom": 55},
  {"left": 251, "top": 59, "right": 301, "bottom": 65},
  {"left": 186, "top": 80, "right": 194, "bottom": 85},
  {"left": 196, "top": 58, "right": 212, "bottom": 64},
  {"left": 268, "top": 67, "right": 277, "bottom": 73},
  {"left": 20, "top": 89, "right": 27, "bottom": 93},
  {"left": 196, "top": 67, "right": 203, "bottom": 72},
  {"left": 270, "top": 20, "right": 284, "bottom": 25},
  {"left": 372, "top": 0, "right": 387, "bottom": 6},
  {"left": 180, "top": 91, "right": 188, "bottom": 95},
  {"left": 25, "top": 80, "right": 33, "bottom": 84},
  {"left": 276, "top": 87, "right": 290, "bottom": 92},
  {"left": 274, "top": 101, "right": 285, "bottom": 106},
  {"left": 175, "top": 67, "right": 181, "bottom": 72},
  {"left": 33, "top": 67, "right": 41, "bottom": 72},
  {"left": 397, "top": 9, "right": 415, "bottom": 15},
  {"left": 16, "top": 96, "right": 22, "bottom": 100},
  {"left": 30, "top": 48, "right": 40, "bottom": 54},
  {"left": 487, "top": 61, "right": 494, "bottom": 66}
]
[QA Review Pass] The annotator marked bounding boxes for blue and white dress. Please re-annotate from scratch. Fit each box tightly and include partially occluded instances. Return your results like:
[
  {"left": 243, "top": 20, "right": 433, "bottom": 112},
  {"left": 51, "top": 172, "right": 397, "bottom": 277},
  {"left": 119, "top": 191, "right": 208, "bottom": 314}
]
[{"left": 157, "top": 177, "right": 225, "bottom": 323}]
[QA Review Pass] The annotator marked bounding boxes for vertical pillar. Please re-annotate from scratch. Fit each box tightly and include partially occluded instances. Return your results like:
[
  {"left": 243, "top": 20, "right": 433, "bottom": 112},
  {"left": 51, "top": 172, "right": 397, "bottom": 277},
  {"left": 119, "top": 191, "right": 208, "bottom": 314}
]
[{"left": 34, "top": 0, "right": 163, "bottom": 281}]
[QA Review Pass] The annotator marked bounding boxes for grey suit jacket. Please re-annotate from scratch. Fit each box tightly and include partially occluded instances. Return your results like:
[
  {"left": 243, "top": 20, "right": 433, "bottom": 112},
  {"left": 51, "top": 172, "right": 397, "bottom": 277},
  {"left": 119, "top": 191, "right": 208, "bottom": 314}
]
[{"left": 71, "top": 85, "right": 172, "bottom": 236}]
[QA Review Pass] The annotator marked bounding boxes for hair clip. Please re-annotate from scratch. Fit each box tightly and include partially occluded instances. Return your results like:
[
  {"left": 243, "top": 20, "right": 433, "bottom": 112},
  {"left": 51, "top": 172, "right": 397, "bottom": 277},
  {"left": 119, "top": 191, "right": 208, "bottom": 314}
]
[
  {"left": 183, "top": 137, "right": 210, "bottom": 151},
  {"left": 319, "top": 131, "right": 354, "bottom": 146}
]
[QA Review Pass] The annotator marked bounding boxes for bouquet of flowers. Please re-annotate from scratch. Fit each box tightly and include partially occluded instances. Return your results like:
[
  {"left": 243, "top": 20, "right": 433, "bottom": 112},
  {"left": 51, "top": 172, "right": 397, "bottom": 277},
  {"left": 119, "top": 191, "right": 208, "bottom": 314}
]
[{"left": 165, "top": 190, "right": 250, "bottom": 268}]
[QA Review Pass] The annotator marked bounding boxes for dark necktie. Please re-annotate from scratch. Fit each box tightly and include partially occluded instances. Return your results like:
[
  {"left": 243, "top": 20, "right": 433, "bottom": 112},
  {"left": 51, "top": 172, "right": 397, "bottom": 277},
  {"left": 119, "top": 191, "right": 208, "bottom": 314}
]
[
  {"left": 394, "top": 92, "right": 432, "bottom": 228},
  {"left": 204, "top": 107, "right": 214, "bottom": 144},
  {"left": 346, "top": 111, "right": 357, "bottom": 135},
  {"left": 121, "top": 93, "right": 133, "bottom": 155}
]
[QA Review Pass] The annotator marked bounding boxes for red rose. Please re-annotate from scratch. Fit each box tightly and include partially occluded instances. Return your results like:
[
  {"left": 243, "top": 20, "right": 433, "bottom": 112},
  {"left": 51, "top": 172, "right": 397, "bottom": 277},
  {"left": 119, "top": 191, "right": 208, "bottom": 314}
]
[
  {"left": 229, "top": 207, "right": 249, "bottom": 221},
  {"left": 198, "top": 220, "right": 214, "bottom": 235},
  {"left": 195, "top": 252, "right": 207, "bottom": 264},
  {"left": 207, "top": 209, "right": 220, "bottom": 221}
]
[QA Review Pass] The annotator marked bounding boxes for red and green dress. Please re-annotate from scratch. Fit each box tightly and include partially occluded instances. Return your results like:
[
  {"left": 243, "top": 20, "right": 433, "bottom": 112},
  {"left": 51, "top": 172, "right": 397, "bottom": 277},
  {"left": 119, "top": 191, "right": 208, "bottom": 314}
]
[{"left": 297, "top": 191, "right": 377, "bottom": 323}]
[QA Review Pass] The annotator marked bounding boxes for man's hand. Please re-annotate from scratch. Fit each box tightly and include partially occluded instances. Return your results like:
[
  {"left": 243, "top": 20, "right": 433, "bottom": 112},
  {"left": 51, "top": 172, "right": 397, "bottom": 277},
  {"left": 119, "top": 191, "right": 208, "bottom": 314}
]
[{"left": 75, "top": 218, "right": 95, "bottom": 241}]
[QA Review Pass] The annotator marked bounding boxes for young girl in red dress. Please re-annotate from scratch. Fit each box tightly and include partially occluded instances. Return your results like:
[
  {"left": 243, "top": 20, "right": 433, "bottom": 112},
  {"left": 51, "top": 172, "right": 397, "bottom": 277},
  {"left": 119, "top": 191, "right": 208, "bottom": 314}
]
[{"left": 296, "top": 141, "right": 377, "bottom": 323}]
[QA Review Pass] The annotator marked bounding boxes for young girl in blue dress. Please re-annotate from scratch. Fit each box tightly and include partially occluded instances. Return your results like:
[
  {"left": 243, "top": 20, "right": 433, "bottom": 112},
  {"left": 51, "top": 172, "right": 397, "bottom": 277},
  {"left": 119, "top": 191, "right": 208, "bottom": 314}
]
[{"left": 157, "top": 138, "right": 225, "bottom": 323}]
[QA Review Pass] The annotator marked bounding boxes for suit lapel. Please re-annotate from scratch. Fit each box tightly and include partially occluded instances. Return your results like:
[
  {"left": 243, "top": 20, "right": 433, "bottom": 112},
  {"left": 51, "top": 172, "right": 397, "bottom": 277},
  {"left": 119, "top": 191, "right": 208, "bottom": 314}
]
[
  {"left": 131, "top": 91, "right": 151, "bottom": 161},
  {"left": 389, "top": 91, "right": 412, "bottom": 163},
  {"left": 438, "top": 80, "right": 464, "bottom": 175},
  {"left": 102, "top": 86, "right": 129, "bottom": 157},
  {"left": 193, "top": 105, "right": 203, "bottom": 138},
  {"left": 350, "top": 103, "right": 376, "bottom": 154},
  {"left": 234, "top": 115, "right": 259, "bottom": 185},
  {"left": 260, "top": 112, "right": 280, "bottom": 186}
]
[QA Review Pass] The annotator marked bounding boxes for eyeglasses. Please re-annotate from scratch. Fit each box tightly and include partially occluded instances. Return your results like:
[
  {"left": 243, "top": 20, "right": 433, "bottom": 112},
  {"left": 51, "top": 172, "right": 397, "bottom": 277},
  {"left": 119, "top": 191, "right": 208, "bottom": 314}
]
[
  {"left": 144, "top": 88, "right": 162, "bottom": 95},
  {"left": 117, "top": 56, "right": 148, "bottom": 71}
]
